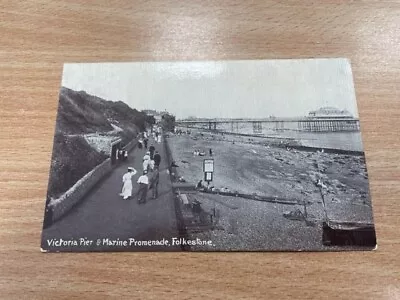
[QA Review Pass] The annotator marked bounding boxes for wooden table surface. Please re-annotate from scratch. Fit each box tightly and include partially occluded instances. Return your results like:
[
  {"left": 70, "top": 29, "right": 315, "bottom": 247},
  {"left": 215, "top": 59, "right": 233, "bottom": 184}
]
[{"left": 0, "top": 1, "right": 399, "bottom": 299}]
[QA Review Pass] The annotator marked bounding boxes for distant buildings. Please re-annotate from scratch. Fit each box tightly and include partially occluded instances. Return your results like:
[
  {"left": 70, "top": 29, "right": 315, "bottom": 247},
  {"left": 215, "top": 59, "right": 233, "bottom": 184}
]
[
  {"left": 142, "top": 109, "right": 157, "bottom": 115},
  {"left": 307, "top": 107, "right": 354, "bottom": 119},
  {"left": 142, "top": 109, "right": 164, "bottom": 123},
  {"left": 301, "top": 107, "right": 359, "bottom": 132}
]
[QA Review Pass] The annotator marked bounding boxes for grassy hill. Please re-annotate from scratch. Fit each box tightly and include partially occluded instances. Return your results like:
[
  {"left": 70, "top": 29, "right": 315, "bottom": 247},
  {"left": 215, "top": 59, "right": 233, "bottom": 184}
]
[
  {"left": 56, "top": 87, "right": 147, "bottom": 141},
  {"left": 47, "top": 87, "right": 149, "bottom": 199}
]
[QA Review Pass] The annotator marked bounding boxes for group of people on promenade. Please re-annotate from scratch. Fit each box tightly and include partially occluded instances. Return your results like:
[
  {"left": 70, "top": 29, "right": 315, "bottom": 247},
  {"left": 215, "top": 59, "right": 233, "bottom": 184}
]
[
  {"left": 119, "top": 126, "right": 162, "bottom": 204},
  {"left": 117, "top": 149, "right": 128, "bottom": 161},
  {"left": 137, "top": 127, "right": 162, "bottom": 150}
]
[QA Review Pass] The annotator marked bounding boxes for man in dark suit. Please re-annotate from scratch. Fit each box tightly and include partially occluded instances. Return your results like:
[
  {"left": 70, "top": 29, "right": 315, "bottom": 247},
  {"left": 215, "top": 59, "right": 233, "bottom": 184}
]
[
  {"left": 149, "top": 144, "right": 156, "bottom": 160},
  {"left": 153, "top": 151, "right": 161, "bottom": 168},
  {"left": 149, "top": 166, "right": 160, "bottom": 199}
]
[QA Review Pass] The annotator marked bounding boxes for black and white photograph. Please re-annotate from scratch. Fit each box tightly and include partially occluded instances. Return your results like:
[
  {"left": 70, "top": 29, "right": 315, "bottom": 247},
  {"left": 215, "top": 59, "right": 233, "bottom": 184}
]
[{"left": 41, "top": 58, "right": 377, "bottom": 252}]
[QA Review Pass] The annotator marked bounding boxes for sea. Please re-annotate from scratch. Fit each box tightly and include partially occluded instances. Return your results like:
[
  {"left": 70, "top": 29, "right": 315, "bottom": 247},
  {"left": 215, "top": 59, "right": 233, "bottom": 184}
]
[
  {"left": 212, "top": 122, "right": 364, "bottom": 152},
  {"left": 267, "top": 130, "right": 364, "bottom": 152},
  {"left": 177, "top": 123, "right": 364, "bottom": 152}
]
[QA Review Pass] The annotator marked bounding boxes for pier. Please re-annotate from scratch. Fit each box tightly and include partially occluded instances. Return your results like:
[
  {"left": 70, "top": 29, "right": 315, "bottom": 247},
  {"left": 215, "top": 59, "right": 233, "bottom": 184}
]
[
  {"left": 176, "top": 117, "right": 360, "bottom": 134},
  {"left": 177, "top": 107, "right": 360, "bottom": 134}
]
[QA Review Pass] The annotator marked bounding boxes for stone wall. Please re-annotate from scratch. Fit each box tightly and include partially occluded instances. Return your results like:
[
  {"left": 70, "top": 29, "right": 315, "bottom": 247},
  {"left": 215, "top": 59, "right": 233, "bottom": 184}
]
[
  {"left": 47, "top": 136, "right": 138, "bottom": 224},
  {"left": 50, "top": 158, "right": 112, "bottom": 222}
]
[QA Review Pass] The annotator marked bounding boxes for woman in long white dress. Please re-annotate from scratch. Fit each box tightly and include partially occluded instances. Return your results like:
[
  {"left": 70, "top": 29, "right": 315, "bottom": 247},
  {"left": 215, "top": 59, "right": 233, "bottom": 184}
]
[{"left": 120, "top": 167, "right": 137, "bottom": 200}]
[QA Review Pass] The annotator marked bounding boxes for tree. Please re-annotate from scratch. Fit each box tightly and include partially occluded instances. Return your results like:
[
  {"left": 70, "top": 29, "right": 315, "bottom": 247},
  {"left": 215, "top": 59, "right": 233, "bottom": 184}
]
[
  {"left": 145, "top": 115, "right": 156, "bottom": 126},
  {"left": 161, "top": 113, "right": 176, "bottom": 132}
]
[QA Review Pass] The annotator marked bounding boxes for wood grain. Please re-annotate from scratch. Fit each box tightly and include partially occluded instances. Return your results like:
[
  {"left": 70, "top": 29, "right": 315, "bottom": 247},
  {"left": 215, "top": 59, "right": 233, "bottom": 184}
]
[{"left": 0, "top": 1, "right": 399, "bottom": 299}]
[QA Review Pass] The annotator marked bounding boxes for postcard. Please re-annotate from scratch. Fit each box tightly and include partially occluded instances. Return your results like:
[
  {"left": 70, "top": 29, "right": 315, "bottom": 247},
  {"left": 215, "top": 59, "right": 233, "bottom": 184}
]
[{"left": 41, "top": 58, "right": 377, "bottom": 252}]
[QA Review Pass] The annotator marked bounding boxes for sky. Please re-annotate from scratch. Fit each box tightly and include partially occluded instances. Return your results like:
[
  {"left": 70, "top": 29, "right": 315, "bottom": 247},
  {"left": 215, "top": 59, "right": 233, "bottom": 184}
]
[{"left": 61, "top": 58, "right": 359, "bottom": 119}]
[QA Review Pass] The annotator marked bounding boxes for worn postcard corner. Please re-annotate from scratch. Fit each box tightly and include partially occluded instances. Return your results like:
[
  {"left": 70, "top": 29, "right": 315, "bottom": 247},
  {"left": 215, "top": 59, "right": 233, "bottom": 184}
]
[{"left": 40, "top": 58, "right": 377, "bottom": 252}]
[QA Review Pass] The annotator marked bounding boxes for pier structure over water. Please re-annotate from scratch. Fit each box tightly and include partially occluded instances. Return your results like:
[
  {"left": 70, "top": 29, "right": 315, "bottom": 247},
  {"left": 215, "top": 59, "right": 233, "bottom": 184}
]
[
  {"left": 176, "top": 107, "right": 360, "bottom": 134},
  {"left": 176, "top": 116, "right": 360, "bottom": 134}
]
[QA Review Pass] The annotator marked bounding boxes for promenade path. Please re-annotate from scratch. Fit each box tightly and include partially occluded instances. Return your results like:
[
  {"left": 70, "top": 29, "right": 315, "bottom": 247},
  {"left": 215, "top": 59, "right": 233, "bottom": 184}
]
[{"left": 41, "top": 135, "right": 180, "bottom": 251}]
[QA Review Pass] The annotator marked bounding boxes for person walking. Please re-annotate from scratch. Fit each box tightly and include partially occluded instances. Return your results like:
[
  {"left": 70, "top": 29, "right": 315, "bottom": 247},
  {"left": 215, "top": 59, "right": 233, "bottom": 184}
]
[
  {"left": 143, "top": 137, "right": 148, "bottom": 149},
  {"left": 153, "top": 151, "right": 161, "bottom": 168},
  {"left": 120, "top": 167, "right": 137, "bottom": 200},
  {"left": 143, "top": 151, "right": 150, "bottom": 172},
  {"left": 123, "top": 150, "right": 128, "bottom": 161},
  {"left": 149, "top": 159, "right": 155, "bottom": 171},
  {"left": 149, "top": 166, "right": 160, "bottom": 199},
  {"left": 118, "top": 149, "right": 123, "bottom": 161},
  {"left": 149, "top": 144, "right": 155, "bottom": 160},
  {"left": 137, "top": 170, "right": 149, "bottom": 204},
  {"left": 143, "top": 151, "right": 150, "bottom": 161}
]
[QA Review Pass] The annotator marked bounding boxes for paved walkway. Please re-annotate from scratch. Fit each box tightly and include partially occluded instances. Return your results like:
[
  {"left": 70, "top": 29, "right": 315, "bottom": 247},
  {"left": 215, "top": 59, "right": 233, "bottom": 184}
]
[{"left": 41, "top": 135, "right": 180, "bottom": 251}]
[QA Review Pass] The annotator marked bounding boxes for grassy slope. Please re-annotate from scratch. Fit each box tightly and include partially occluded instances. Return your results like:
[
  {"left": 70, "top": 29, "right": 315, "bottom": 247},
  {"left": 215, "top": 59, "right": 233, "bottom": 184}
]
[{"left": 47, "top": 87, "right": 148, "bottom": 199}]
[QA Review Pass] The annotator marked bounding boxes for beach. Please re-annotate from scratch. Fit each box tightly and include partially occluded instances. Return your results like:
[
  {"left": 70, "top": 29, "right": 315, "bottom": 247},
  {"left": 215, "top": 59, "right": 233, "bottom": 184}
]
[{"left": 167, "top": 130, "right": 374, "bottom": 250}]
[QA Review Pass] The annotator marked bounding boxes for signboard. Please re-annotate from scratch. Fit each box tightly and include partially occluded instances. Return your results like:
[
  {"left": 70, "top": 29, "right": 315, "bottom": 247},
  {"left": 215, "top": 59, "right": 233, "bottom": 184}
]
[
  {"left": 203, "top": 159, "right": 214, "bottom": 172},
  {"left": 203, "top": 159, "right": 214, "bottom": 183},
  {"left": 204, "top": 172, "right": 213, "bottom": 182}
]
